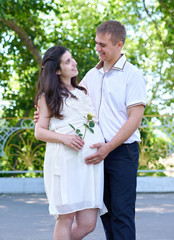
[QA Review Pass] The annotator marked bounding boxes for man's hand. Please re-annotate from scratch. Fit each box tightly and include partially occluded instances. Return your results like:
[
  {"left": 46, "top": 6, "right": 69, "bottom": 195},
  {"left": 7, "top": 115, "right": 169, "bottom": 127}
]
[
  {"left": 34, "top": 105, "right": 39, "bottom": 124},
  {"left": 85, "top": 142, "right": 110, "bottom": 165}
]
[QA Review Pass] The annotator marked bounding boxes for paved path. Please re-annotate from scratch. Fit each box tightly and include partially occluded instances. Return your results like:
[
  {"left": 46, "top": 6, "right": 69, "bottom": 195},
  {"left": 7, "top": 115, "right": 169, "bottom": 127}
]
[{"left": 0, "top": 193, "right": 174, "bottom": 240}]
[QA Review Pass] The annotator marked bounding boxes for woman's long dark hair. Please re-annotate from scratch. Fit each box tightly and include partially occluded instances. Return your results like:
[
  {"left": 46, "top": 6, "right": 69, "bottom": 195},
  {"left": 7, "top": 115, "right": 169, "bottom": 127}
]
[{"left": 35, "top": 46, "right": 87, "bottom": 119}]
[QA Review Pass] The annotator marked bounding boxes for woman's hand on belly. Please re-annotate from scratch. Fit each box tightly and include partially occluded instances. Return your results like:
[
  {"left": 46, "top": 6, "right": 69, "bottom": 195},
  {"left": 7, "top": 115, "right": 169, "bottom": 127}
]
[{"left": 61, "top": 134, "right": 84, "bottom": 152}]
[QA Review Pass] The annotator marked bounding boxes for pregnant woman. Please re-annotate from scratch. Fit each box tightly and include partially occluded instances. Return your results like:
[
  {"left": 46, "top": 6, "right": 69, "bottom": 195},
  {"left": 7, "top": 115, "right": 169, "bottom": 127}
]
[{"left": 34, "top": 46, "right": 106, "bottom": 240}]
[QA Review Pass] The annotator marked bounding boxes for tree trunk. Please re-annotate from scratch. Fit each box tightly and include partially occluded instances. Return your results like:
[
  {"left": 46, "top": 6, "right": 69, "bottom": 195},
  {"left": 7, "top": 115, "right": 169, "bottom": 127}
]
[{"left": 2, "top": 18, "right": 42, "bottom": 66}]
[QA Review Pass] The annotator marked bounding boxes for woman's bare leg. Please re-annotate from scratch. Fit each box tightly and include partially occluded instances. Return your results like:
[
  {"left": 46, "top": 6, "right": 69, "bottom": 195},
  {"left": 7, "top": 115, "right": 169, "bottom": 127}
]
[
  {"left": 54, "top": 212, "right": 75, "bottom": 240},
  {"left": 71, "top": 208, "right": 98, "bottom": 240}
]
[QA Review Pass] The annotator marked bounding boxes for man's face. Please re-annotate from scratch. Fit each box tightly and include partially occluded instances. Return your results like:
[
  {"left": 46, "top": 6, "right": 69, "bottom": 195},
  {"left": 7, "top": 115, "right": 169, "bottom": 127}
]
[{"left": 95, "top": 33, "right": 122, "bottom": 64}]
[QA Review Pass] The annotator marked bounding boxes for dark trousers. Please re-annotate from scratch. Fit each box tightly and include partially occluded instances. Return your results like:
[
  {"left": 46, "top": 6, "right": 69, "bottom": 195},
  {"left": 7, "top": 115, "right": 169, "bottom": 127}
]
[{"left": 101, "top": 142, "right": 139, "bottom": 240}]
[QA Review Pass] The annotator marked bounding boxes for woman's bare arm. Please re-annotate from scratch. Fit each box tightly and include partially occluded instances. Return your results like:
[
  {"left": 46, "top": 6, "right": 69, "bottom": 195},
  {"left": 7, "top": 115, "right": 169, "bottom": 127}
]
[{"left": 34, "top": 96, "right": 84, "bottom": 151}]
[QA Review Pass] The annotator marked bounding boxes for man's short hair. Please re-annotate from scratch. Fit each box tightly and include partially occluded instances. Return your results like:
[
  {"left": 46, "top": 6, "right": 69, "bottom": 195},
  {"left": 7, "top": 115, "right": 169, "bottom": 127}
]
[{"left": 96, "top": 20, "right": 126, "bottom": 45}]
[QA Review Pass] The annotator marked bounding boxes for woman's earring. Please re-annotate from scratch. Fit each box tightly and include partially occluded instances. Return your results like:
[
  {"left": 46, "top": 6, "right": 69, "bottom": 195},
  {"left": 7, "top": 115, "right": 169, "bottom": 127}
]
[{"left": 56, "top": 70, "right": 61, "bottom": 75}]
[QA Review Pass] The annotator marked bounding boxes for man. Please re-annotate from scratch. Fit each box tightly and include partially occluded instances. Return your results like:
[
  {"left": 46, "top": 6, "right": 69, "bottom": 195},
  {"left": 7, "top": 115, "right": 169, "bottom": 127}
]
[
  {"left": 80, "top": 20, "right": 146, "bottom": 240},
  {"left": 34, "top": 20, "right": 146, "bottom": 240}
]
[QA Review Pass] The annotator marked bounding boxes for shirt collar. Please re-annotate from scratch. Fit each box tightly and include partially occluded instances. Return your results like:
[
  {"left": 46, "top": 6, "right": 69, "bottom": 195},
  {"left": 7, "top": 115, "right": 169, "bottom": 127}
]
[{"left": 95, "top": 54, "right": 127, "bottom": 71}]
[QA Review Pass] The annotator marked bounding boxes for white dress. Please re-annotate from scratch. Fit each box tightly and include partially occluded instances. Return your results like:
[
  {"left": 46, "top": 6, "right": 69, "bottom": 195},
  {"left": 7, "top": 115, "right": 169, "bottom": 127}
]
[{"left": 44, "top": 88, "right": 106, "bottom": 217}]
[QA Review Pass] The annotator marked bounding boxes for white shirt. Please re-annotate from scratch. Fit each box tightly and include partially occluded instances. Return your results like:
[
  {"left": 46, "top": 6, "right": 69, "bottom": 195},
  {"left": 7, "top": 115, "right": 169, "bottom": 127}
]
[{"left": 80, "top": 54, "right": 146, "bottom": 143}]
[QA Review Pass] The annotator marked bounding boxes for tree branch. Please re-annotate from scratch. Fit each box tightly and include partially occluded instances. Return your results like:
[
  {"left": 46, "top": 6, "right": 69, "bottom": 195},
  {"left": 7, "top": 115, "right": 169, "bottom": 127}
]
[
  {"left": 1, "top": 18, "right": 42, "bottom": 118},
  {"left": 143, "top": 0, "right": 165, "bottom": 46},
  {"left": 2, "top": 18, "right": 42, "bottom": 66},
  {"left": 142, "top": 0, "right": 173, "bottom": 60}
]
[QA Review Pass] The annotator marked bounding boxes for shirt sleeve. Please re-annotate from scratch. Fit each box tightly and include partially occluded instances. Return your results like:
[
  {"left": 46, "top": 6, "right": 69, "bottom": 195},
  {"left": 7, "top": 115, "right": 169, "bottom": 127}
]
[{"left": 126, "top": 70, "right": 146, "bottom": 109}]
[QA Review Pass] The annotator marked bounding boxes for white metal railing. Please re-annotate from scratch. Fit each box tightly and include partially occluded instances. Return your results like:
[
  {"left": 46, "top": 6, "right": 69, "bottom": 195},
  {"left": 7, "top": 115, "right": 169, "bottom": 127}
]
[{"left": 0, "top": 116, "right": 173, "bottom": 176}]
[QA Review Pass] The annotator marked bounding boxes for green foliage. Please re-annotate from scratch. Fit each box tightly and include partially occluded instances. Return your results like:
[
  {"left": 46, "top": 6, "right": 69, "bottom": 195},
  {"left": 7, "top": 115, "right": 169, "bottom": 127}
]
[
  {"left": 0, "top": 0, "right": 173, "bottom": 176},
  {"left": 138, "top": 122, "right": 172, "bottom": 176},
  {"left": 0, "top": 0, "right": 173, "bottom": 118},
  {"left": 130, "top": 0, "right": 174, "bottom": 113}
]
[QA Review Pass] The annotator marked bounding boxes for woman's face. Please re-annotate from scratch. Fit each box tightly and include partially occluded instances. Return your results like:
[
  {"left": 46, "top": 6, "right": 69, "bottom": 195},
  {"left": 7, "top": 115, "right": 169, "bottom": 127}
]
[{"left": 57, "top": 51, "right": 78, "bottom": 81}]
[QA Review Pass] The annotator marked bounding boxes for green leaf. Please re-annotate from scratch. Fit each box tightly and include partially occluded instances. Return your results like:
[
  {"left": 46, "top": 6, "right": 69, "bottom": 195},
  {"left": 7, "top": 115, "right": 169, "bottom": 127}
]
[
  {"left": 89, "top": 128, "right": 94, "bottom": 133},
  {"left": 89, "top": 121, "right": 95, "bottom": 128},
  {"left": 1, "top": 0, "right": 6, "bottom": 5},
  {"left": 18, "top": 0, "right": 23, "bottom": 5},
  {"left": 0, "top": 6, "right": 7, "bottom": 19},
  {"left": 69, "top": 124, "right": 75, "bottom": 130},
  {"left": 75, "top": 129, "right": 81, "bottom": 134}
]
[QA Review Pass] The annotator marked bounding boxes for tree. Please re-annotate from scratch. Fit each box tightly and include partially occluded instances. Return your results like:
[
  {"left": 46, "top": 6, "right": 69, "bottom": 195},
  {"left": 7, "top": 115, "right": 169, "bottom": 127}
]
[
  {"left": 135, "top": 0, "right": 174, "bottom": 114},
  {"left": 0, "top": 0, "right": 50, "bottom": 117},
  {"left": 0, "top": 0, "right": 102, "bottom": 117},
  {"left": 0, "top": 0, "right": 173, "bottom": 118}
]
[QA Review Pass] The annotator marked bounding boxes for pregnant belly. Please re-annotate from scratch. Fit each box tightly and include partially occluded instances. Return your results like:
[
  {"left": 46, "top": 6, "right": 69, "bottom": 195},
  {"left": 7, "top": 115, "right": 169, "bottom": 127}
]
[{"left": 80, "top": 124, "right": 104, "bottom": 159}]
